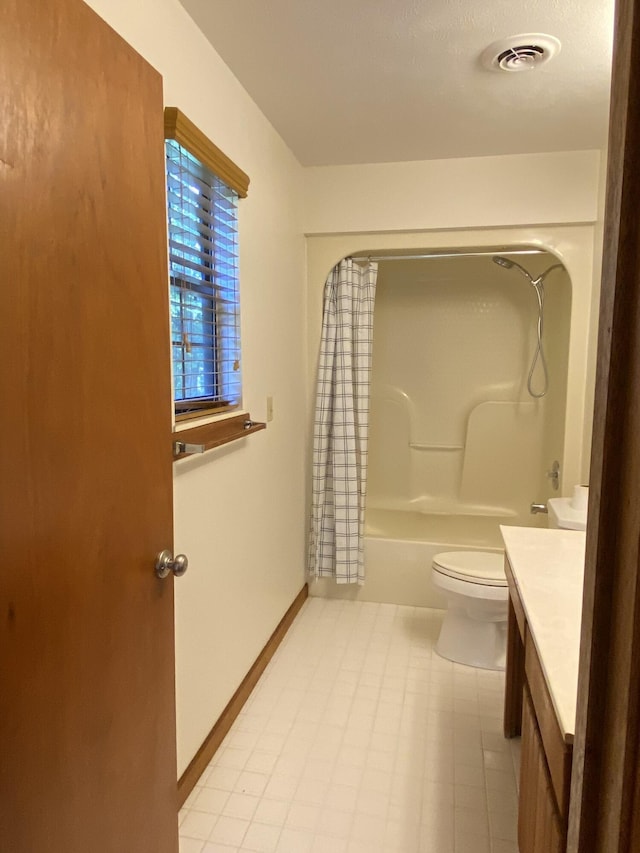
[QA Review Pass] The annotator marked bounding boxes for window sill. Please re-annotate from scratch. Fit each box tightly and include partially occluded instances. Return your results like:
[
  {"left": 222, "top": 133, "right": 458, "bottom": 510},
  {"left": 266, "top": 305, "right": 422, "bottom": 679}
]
[{"left": 172, "top": 412, "right": 266, "bottom": 460}]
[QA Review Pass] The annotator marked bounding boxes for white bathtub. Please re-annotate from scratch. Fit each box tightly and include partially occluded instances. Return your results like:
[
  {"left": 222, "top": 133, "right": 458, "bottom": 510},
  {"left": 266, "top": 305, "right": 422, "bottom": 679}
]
[{"left": 309, "top": 508, "right": 510, "bottom": 608}]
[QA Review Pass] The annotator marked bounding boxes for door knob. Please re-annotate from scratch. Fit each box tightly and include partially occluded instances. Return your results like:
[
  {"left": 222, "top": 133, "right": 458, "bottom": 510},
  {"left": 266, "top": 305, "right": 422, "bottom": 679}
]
[{"left": 155, "top": 550, "right": 189, "bottom": 579}]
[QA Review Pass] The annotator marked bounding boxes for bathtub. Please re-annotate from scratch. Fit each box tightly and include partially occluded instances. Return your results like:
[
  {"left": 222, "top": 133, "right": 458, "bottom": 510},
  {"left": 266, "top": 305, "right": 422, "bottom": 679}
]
[{"left": 309, "top": 508, "right": 513, "bottom": 608}]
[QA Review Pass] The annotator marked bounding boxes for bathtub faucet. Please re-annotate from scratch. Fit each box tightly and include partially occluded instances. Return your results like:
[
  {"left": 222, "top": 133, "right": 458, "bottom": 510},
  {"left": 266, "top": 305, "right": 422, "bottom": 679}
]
[{"left": 530, "top": 502, "right": 548, "bottom": 514}]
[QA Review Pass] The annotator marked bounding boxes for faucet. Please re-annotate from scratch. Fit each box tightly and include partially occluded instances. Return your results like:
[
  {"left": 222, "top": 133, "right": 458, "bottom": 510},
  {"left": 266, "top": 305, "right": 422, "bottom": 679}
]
[
  {"left": 547, "top": 460, "right": 560, "bottom": 491},
  {"left": 530, "top": 502, "right": 548, "bottom": 514}
]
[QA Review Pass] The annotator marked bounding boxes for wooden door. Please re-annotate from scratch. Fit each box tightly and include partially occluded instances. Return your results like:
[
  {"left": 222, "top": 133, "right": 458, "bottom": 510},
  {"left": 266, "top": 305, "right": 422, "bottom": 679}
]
[
  {"left": 568, "top": 0, "right": 640, "bottom": 851},
  {"left": 0, "top": 2, "right": 178, "bottom": 851}
]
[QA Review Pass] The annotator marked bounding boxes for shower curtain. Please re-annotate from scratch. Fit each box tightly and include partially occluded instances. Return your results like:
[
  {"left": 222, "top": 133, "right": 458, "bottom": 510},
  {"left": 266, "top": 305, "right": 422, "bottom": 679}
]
[{"left": 308, "top": 258, "right": 378, "bottom": 584}]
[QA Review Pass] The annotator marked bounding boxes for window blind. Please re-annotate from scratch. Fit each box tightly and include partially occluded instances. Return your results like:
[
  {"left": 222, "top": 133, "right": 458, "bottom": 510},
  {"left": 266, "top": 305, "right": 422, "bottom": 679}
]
[{"left": 166, "top": 138, "right": 241, "bottom": 414}]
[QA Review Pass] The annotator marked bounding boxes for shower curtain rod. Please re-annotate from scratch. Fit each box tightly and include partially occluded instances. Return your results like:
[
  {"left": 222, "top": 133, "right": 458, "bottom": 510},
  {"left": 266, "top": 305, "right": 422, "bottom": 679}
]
[{"left": 351, "top": 249, "right": 547, "bottom": 262}]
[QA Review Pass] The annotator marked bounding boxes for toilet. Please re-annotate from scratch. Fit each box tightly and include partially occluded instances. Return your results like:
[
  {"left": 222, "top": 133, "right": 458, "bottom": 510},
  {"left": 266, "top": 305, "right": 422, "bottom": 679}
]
[
  {"left": 432, "top": 551, "right": 508, "bottom": 670},
  {"left": 432, "top": 488, "right": 588, "bottom": 671},
  {"left": 547, "top": 487, "right": 589, "bottom": 531}
]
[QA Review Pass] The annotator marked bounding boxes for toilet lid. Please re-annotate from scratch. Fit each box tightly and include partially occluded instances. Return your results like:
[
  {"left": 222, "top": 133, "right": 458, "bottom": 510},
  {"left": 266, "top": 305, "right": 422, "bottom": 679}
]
[{"left": 432, "top": 551, "right": 506, "bottom": 587}]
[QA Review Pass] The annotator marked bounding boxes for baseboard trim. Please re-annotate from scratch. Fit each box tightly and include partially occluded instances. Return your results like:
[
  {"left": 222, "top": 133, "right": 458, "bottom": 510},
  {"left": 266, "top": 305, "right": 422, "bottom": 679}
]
[{"left": 177, "top": 583, "right": 309, "bottom": 809}]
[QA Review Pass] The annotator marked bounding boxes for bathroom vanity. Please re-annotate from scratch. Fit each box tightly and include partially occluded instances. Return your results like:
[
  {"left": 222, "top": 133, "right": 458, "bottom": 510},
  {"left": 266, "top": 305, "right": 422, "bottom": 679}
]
[{"left": 500, "top": 526, "right": 586, "bottom": 853}]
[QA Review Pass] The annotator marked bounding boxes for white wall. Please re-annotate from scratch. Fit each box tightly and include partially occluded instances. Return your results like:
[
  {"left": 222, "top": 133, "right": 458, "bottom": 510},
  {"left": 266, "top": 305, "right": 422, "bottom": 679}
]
[
  {"left": 581, "top": 147, "right": 609, "bottom": 483},
  {"left": 303, "top": 151, "right": 600, "bottom": 235},
  {"left": 84, "top": 0, "right": 308, "bottom": 775}
]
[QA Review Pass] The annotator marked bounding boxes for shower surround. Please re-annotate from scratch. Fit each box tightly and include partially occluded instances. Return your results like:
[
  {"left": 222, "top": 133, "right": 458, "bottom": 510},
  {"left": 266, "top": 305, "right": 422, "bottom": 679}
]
[{"left": 312, "top": 251, "right": 571, "bottom": 607}]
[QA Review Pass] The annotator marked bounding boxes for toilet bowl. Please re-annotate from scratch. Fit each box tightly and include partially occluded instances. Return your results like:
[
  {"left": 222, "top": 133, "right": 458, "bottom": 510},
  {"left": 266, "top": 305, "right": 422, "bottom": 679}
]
[
  {"left": 432, "top": 491, "right": 588, "bottom": 670},
  {"left": 432, "top": 551, "right": 508, "bottom": 670}
]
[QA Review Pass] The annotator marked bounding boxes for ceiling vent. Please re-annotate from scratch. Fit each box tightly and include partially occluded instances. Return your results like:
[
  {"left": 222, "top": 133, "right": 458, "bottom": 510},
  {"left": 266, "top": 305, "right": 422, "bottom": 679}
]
[{"left": 481, "top": 34, "right": 561, "bottom": 72}]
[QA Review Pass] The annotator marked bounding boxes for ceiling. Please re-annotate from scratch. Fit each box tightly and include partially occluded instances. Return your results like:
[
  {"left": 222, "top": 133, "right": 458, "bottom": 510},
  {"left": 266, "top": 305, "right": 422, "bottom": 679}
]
[{"left": 179, "top": 0, "right": 615, "bottom": 167}]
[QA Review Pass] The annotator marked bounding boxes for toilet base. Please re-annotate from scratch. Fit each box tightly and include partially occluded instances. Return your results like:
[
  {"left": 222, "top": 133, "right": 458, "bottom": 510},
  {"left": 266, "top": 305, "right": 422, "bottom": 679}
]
[{"left": 436, "top": 606, "right": 507, "bottom": 670}]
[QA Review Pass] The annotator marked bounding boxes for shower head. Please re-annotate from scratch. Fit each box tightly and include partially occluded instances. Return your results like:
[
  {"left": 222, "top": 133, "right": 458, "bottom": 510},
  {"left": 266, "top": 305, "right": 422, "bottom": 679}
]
[
  {"left": 492, "top": 255, "right": 534, "bottom": 283},
  {"left": 493, "top": 253, "right": 561, "bottom": 399},
  {"left": 493, "top": 255, "right": 564, "bottom": 286}
]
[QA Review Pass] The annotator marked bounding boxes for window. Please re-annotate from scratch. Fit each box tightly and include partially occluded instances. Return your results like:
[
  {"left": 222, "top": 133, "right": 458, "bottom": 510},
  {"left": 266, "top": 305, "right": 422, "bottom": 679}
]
[{"left": 164, "top": 108, "right": 249, "bottom": 420}]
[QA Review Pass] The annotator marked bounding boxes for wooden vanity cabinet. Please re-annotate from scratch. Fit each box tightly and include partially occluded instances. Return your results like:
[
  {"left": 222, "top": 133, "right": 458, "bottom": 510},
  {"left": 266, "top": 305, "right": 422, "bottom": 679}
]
[
  {"left": 520, "top": 686, "right": 564, "bottom": 853},
  {"left": 504, "top": 557, "right": 572, "bottom": 853}
]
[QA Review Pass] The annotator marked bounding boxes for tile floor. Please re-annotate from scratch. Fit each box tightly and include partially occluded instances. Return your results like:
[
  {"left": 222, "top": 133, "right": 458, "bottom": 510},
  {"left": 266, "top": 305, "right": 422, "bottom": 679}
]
[{"left": 179, "top": 598, "right": 520, "bottom": 853}]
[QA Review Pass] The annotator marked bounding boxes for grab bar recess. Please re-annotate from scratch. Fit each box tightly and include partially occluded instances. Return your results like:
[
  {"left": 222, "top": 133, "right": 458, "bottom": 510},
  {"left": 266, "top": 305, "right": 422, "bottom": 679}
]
[{"left": 409, "top": 442, "right": 464, "bottom": 451}]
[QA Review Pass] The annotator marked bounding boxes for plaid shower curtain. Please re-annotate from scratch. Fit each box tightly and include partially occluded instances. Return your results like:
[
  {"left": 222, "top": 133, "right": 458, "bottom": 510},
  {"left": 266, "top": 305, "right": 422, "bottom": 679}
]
[{"left": 308, "top": 259, "right": 378, "bottom": 584}]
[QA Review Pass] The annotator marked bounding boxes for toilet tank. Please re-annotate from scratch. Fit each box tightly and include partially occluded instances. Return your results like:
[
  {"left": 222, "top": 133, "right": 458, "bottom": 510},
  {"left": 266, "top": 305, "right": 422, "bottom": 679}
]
[{"left": 548, "top": 495, "right": 588, "bottom": 531}]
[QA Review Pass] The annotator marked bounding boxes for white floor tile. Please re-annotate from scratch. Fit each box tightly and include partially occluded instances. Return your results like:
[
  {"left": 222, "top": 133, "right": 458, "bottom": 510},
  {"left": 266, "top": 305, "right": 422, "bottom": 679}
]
[
  {"left": 454, "top": 807, "right": 490, "bottom": 838},
  {"left": 360, "top": 767, "right": 393, "bottom": 794},
  {"left": 235, "top": 713, "right": 269, "bottom": 735},
  {"left": 228, "top": 731, "right": 260, "bottom": 751},
  {"left": 384, "top": 818, "right": 420, "bottom": 849},
  {"left": 235, "top": 771, "right": 269, "bottom": 797},
  {"left": 208, "top": 816, "right": 250, "bottom": 847},
  {"left": 337, "top": 745, "right": 368, "bottom": 768},
  {"left": 388, "top": 799, "right": 422, "bottom": 827},
  {"left": 455, "top": 831, "right": 490, "bottom": 852},
  {"left": 180, "top": 837, "right": 205, "bottom": 853},
  {"left": 332, "top": 764, "right": 364, "bottom": 788},
  {"left": 205, "top": 767, "right": 242, "bottom": 792},
  {"left": 418, "top": 818, "right": 454, "bottom": 853},
  {"left": 301, "top": 758, "right": 334, "bottom": 782},
  {"left": 275, "top": 827, "right": 313, "bottom": 853},
  {"left": 454, "top": 763, "right": 485, "bottom": 787},
  {"left": 252, "top": 798, "right": 289, "bottom": 827},
  {"left": 350, "top": 812, "right": 387, "bottom": 844},
  {"left": 192, "top": 788, "right": 231, "bottom": 816},
  {"left": 285, "top": 801, "right": 320, "bottom": 831},
  {"left": 317, "top": 805, "right": 353, "bottom": 838},
  {"left": 323, "top": 783, "right": 359, "bottom": 813},
  {"left": 181, "top": 810, "right": 219, "bottom": 841},
  {"left": 179, "top": 600, "right": 520, "bottom": 853},
  {"left": 240, "top": 821, "right": 281, "bottom": 853},
  {"left": 485, "top": 767, "right": 517, "bottom": 792},
  {"left": 293, "top": 777, "right": 329, "bottom": 805},
  {"left": 488, "top": 807, "right": 518, "bottom": 842},
  {"left": 311, "top": 833, "right": 348, "bottom": 853},
  {"left": 245, "top": 752, "right": 279, "bottom": 775},
  {"left": 454, "top": 783, "right": 487, "bottom": 811},
  {"left": 483, "top": 748, "right": 514, "bottom": 771},
  {"left": 222, "top": 793, "right": 260, "bottom": 821},
  {"left": 217, "top": 748, "right": 252, "bottom": 771},
  {"left": 262, "top": 774, "right": 299, "bottom": 801},
  {"left": 487, "top": 786, "right": 518, "bottom": 816},
  {"left": 348, "top": 839, "right": 383, "bottom": 853}
]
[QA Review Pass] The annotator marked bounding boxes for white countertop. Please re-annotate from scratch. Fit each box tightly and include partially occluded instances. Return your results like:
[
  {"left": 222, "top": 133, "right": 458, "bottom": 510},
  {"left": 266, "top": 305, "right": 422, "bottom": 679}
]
[{"left": 500, "top": 525, "right": 586, "bottom": 743}]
